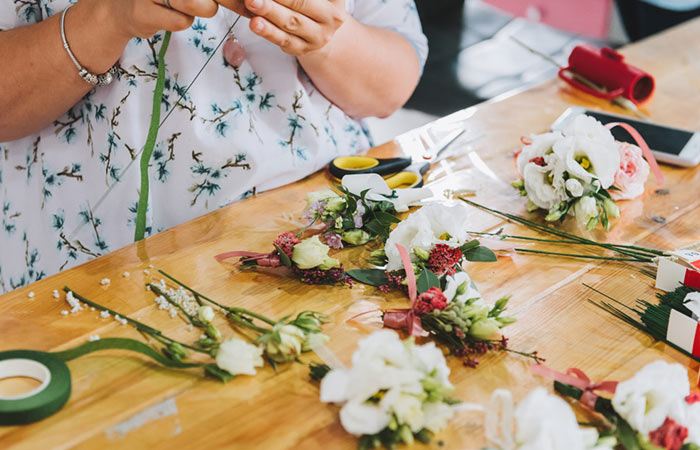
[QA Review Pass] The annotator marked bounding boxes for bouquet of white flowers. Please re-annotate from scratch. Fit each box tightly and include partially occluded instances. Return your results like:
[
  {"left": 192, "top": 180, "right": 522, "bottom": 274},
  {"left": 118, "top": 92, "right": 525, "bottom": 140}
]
[{"left": 513, "top": 115, "right": 651, "bottom": 231}]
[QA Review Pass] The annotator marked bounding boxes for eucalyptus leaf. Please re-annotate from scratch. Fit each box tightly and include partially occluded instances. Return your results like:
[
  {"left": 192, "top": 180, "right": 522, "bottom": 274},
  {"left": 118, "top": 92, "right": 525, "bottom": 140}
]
[
  {"left": 460, "top": 240, "right": 480, "bottom": 253},
  {"left": 416, "top": 268, "right": 440, "bottom": 294},
  {"left": 463, "top": 246, "right": 497, "bottom": 262},
  {"left": 617, "top": 418, "right": 643, "bottom": 450},
  {"left": 274, "top": 243, "right": 292, "bottom": 267},
  {"left": 346, "top": 269, "right": 389, "bottom": 287}
]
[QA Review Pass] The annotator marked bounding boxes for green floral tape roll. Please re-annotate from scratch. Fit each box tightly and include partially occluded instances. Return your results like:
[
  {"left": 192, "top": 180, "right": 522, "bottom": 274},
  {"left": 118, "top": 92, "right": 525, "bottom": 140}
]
[{"left": 0, "top": 350, "right": 71, "bottom": 426}]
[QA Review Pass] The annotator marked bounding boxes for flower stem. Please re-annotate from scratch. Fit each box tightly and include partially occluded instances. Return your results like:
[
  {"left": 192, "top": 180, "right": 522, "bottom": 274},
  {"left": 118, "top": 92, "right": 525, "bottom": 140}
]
[
  {"left": 227, "top": 312, "right": 270, "bottom": 334},
  {"left": 514, "top": 248, "right": 652, "bottom": 262}
]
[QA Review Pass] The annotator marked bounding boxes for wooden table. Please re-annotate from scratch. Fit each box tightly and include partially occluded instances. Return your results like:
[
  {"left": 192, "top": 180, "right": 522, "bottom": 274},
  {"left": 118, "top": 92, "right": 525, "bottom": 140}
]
[{"left": 3, "top": 19, "right": 700, "bottom": 450}]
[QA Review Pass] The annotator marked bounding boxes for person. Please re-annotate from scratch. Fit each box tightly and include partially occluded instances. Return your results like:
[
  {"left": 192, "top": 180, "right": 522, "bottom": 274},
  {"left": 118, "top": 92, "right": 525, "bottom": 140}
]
[
  {"left": 616, "top": 0, "right": 700, "bottom": 41},
  {"left": 0, "top": 0, "right": 427, "bottom": 293}
]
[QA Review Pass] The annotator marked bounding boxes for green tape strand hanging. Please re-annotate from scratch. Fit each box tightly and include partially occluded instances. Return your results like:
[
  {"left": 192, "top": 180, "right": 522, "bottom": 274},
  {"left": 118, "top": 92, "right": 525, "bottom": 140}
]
[
  {"left": 0, "top": 338, "right": 206, "bottom": 426},
  {"left": 134, "top": 31, "right": 172, "bottom": 242},
  {"left": 0, "top": 350, "right": 71, "bottom": 426}
]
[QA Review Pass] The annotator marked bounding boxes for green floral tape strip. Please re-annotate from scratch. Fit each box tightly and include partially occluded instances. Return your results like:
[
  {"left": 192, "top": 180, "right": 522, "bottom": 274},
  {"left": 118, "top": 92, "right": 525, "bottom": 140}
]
[
  {"left": 134, "top": 31, "right": 172, "bottom": 242},
  {"left": 0, "top": 338, "right": 204, "bottom": 426}
]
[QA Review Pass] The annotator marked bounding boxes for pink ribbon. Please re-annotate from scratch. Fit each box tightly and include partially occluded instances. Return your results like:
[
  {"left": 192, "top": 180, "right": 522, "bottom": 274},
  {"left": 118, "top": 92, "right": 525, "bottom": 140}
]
[
  {"left": 606, "top": 121, "right": 665, "bottom": 186},
  {"left": 382, "top": 244, "right": 426, "bottom": 337},
  {"left": 530, "top": 364, "right": 618, "bottom": 409},
  {"left": 214, "top": 250, "right": 281, "bottom": 267}
]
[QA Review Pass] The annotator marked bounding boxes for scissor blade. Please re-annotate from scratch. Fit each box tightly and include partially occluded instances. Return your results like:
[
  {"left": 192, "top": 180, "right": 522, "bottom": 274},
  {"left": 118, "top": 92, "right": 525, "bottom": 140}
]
[{"left": 422, "top": 128, "right": 466, "bottom": 162}]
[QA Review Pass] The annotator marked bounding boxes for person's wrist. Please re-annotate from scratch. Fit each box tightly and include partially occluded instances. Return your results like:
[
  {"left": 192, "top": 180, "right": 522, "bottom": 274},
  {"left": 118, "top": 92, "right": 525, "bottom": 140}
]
[{"left": 299, "top": 9, "right": 353, "bottom": 62}]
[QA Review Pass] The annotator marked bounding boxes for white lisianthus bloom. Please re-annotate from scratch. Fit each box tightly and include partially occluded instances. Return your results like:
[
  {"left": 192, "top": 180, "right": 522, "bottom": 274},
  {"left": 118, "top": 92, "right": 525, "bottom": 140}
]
[
  {"left": 556, "top": 115, "right": 620, "bottom": 189},
  {"left": 612, "top": 360, "right": 690, "bottom": 434},
  {"left": 384, "top": 203, "right": 472, "bottom": 271},
  {"left": 215, "top": 338, "right": 264, "bottom": 376},
  {"left": 521, "top": 160, "right": 568, "bottom": 210},
  {"left": 339, "top": 400, "right": 392, "bottom": 435},
  {"left": 291, "top": 235, "right": 338, "bottom": 270},
  {"left": 266, "top": 324, "right": 307, "bottom": 362},
  {"left": 516, "top": 131, "right": 563, "bottom": 175},
  {"left": 573, "top": 196, "right": 598, "bottom": 226},
  {"left": 382, "top": 390, "right": 424, "bottom": 432},
  {"left": 685, "top": 402, "right": 700, "bottom": 445},
  {"left": 410, "top": 341, "right": 452, "bottom": 387},
  {"left": 421, "top": 401, "right": 455, "bottom": 433},
  {"left": 565, "top": 178, "right": 585, "bottom": 198},
  {"left": 443, "top": 271, "right": 482, "bottom": 305},
  {"left": 197, "top": 305, "right": 215, "bottom": 324},
  {"left": 515, "top": 388, "right": 588, "bottom": 450}
]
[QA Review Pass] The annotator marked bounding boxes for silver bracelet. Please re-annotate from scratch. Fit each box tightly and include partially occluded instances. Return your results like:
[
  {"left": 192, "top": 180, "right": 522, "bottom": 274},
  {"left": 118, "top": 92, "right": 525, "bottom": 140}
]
[{"left": 60, "top": 5, "right": 118, "bottom": 87}]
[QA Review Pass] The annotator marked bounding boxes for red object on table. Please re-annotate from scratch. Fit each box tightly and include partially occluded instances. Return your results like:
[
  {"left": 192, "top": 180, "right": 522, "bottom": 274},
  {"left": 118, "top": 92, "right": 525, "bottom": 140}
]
[{"left": 559, "top": 45, "right": 655, "bottom": 104}]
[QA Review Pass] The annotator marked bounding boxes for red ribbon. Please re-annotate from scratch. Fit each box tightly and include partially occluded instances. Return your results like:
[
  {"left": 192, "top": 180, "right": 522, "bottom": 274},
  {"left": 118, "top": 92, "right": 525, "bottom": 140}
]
[
  {"left": 214, "top": 250, "right": 281, "bottom": 267},
  {"left": 382, "top": 244, "right": 426, "bottom": 337},
  {"left": 606, "top": 121, "right": 665, "bottom": 186},
  {"left": 530, "top": 364, "right": 618, "bottom": 409}
]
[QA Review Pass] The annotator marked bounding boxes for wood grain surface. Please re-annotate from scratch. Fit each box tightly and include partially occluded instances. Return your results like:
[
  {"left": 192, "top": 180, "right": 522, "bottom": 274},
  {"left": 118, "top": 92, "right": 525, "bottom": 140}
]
[{"left": 3, "top": 20, "right": 700, "bottom": 450}]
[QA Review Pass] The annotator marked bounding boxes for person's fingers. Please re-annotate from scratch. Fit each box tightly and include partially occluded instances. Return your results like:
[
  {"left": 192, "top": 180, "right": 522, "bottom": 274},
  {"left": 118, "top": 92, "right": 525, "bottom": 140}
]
[
  {"left": 157, "top": 0, "right": 219, "bottom": 18},
  {"left": 215, "top": 0, "right": 255, "bottom": 18},
  {"left": 245, "top": 0, "right": 322, "bottom": 44},
  {"left": 270, "top": 0, "right": 333, "bottom": 23},
  {"left": 249, "top": 16, "right": 308, "bottom": 55},
  {"left": 141, "top": 2, "right": 196, "bottom": 34}
]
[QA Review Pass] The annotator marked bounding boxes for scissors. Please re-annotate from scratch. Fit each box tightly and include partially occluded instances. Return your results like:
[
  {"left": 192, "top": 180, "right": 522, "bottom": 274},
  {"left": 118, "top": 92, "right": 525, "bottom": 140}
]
[{"left": 329, "top": 128, "right": 466, "bottom": 189}]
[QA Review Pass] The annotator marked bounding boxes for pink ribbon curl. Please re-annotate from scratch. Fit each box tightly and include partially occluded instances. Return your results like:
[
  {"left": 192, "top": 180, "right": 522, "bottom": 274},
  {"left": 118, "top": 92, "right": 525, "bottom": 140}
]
[
  {"left": 530, "top": 364, "right": 618, "bottom": 409},
  {"left": 214, "top": 250, "right": 281, "bottom": 267},
  {"left": 606, "top": 121, "right": 665, "bottom": 186},
  {"left": 382, "top": 244, "right": 427, "bottom": 337}
]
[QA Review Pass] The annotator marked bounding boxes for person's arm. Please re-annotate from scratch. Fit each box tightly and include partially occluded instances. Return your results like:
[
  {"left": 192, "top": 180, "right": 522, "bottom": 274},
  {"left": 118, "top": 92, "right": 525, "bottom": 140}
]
[
  {"left": 232, "top": 0, "right": 422, "bottom": 119},
  {"left": 0, "top": 0, "right": 221, "bottom": 142}
]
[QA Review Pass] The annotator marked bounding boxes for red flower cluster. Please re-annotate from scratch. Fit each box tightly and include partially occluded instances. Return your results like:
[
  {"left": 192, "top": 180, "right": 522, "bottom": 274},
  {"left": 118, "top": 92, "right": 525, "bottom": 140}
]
[
  {"left": 378, "top": 271, "right": 406, "bottom": 293},
  {"left": 428, "top": 244, "right": 463, "bottom": 276},
  {"left": 274, "top": 232, "right": 301, "bottom": 258},
  {"left": 529, "top": 156, "right": 546, "bottom": 167},
  {"left": 648, "top": 418, "right": 689, "bottom": 450},
  {"left": 686, "top": 392, "right": 700, "bottom": 404},
  {"left": 415, "top": 287, "right": 448, "bottom": 314}
]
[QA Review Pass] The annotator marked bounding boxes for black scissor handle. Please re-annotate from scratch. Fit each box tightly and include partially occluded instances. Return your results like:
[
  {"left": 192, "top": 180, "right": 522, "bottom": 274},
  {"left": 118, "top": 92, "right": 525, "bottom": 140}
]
[{"left": 329, "top": 156, "right": 412, "bottom": 179}]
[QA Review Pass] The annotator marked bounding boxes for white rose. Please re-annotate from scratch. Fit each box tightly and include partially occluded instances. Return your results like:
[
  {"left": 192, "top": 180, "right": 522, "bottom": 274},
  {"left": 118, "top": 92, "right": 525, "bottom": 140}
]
[
  {"left": 197, "top": 305, "right": 215, "bottom": 324},
  {"left": 215, "top": 338, "right": 264, "bottom": 376},
  {"left": 443, "top": 271, "right": 482, "bottom": 305},
  {"left": 266, "top": 324, "right": 307, "bottom": 362},
  {"left": 515, "top": 388, "right": 587, "bottom": 450},
  {"left": 686, "top": 402, "right": 700, "bottom": 445},
  {"left": 410, "top": 341, "right": 452, "bottom": 387},
  {"left": 557, "top": 115, "right": 620, "bottom": 189},
  {"left": 339, "top": 400, "right": 391, "bottom": 435},
  {"left": 522, "top": 161, "right": 568, "bottom": 210},
  {"left": 565, "top": 178, "right": 584, "bottom": 198},
  {"left": 291, "top": 235, "right": 337, "bottom": 269},
  {"left": 306, "top": 189, "right": 340, "bottom": 206},
  {"left": 573, "top": 196, "right": 598, "bottom": 226},
  {"left": 382, "top": 390, "right": 424, "bottom": 432},
  {"left": 421, "top": 401, "right": 455, "bottom": 433},
  {"left": 612, "top": 360, "right": 689, "bottom": 434}
]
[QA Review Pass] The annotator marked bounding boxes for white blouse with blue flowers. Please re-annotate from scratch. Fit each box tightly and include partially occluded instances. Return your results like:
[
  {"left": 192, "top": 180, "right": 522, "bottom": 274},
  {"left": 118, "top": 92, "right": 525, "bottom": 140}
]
[{"left": 0, "top": 0, "right": 427, "bottom": 293}]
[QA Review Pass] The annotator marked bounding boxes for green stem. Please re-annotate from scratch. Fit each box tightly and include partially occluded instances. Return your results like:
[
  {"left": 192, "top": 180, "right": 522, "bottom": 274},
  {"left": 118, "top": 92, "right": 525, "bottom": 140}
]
[
  {"left": 514, "top": 248, "right": 650, "bottom": 262},
  {"left": 148, "top": 283, "right": 200, "bottom": 325},
  {"left": 134, "top": 31, "right": 172, "bottom": 242},
  {"left": 227, "top": 312, "right": 269, "bottom": 334}
]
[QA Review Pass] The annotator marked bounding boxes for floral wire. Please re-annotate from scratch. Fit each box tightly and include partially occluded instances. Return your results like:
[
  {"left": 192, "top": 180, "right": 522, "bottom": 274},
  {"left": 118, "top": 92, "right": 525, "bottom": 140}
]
[
  {"left": 63, "top": 287, "right": 211, "bottom": 355},
  {"left": 460, "top": 198, "right": 666, "bottom": 259},
  {"left": 514, "top": 248, "right": 651, "bottom": 262},
  {"left": 158, "top": 269, "right": 276, "bottom": 327}
]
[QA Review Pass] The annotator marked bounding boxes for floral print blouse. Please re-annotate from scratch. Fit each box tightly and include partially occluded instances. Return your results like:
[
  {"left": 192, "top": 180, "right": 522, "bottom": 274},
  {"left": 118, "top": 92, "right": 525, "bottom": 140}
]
[{"left": 0, "top": 0, "right": 427, "bottom": 293}]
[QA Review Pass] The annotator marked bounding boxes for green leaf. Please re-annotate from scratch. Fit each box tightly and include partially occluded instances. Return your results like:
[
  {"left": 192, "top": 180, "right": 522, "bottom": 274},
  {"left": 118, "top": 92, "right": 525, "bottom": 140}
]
[
  {"left": 617, "top": 418, "right": 643, "bottom": 450},
  {"left": 463, "top": 246, "right": 497, "bottom": 262},
  {"left": 346, "top": 269, "right": 389, "bottom": 287},
  {"left": 273, "top": 244, "right": 292, "bottom": 267},
  {"left": 204, "top": 364, "right": 236, "bottom": 383},
  {"left": 459, "top": 240, "right": 480, "bottom": 253},
  {"left": 373, "top": 211, "right": 400, "bottom": 224},
  {"left": 416, "top": 268, "right": 440, "bottom": 294},
  {"left": 364, "top": 219, "right": 389, "bottom": 239},
  {"left": 309, "top": 363, "right": 331, "bottom": 381}
]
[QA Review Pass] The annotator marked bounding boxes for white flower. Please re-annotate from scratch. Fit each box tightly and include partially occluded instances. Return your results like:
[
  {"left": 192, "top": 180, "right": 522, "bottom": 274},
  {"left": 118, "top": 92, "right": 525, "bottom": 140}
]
[
  {"left": 342, "top": 173, "right": 432, "bottom": 213},
  {"left": 215, "top": 338, "right": 264, "bottom": 376},
  {"left": 421, "top": 401, "right": 455, "bottom": 433},
  {"left": 383, "top": 390, "right": 424, "bottom": 432},
  {"left": 291, "top": 235, "right": 338, "bottom": 270},
  {"left": 612, "top": 360, "right": 689, "bottom": 434},
  {"left": 266, "top": 324, "right": 307, "bottom": 362},
  {"left": 197, "top": 305, "right": 215, "bottom": 324},
  {"left": 515, "top": 388, "right": 588, "bottom": 450},
  {"left": 686, "top": 402, "right": 700, "bottom": 445},
  {"left": 521, "top": 161, "right": 568, "bottom": 210},
  {"left": 339, "top": 400, "right": 391, "bottom": 435},
  {"left": 306, "top": 189, "right": 340, "bottom": 206},
  {"left": 565, "top": 178, "right": 584, "bottom": 197},
  {"left": 443, "top": 271, "right": 482, "bottom": 305},
  {"left": 384, "top": 203, "right": 472, "bottom": 271},
  {"left": 573, "top": 196, "right": 598, "bottom": 226},
  {"left": 516, "top": 131, "right": 562, "bottom": 175},
  {"left": 556, "top": 115, "right": 620, "bottom": 189}
]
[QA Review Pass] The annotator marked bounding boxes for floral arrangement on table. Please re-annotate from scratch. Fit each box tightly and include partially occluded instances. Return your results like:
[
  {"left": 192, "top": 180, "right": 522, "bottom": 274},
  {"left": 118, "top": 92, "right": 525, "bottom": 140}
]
[
  {"left": 59, "top": 270, "right": 329, "bottom": 381},
  {"left": 536, "top": 360, "right": 700, "bottom": 450},
  {"left": 513, "top": 115, "right": 652, "bottom": 231},
  {"left": 482, "top": 388, "right": 616, "bottom": 450},
  {"left": 215, "top": 232, "right": 350, "bottom": 285},
  {"left": 346, "top": 203, "right": 542, "bottom": 367},
  {"left": 318, "top": 330, "right": 459, "bottom": 450}
]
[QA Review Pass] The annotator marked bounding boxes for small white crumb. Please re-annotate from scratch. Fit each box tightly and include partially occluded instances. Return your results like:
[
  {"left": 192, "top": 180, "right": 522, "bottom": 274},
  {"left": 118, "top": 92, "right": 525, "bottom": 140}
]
[
  {"left": 100, "top": 310, "right": 110, "bottom": 318},
  {"left": 169, "top": 309, "right": 177, "bottom": 318},
  {"left": 120, "top": 318, "right": 127, "bottom": 325},
  {"left": 146, "top": 285, "right": 151, "bottom": 291},
  {"left": 52, "top": 290, "right": 60, "bottom": 299},
  {"left": 122, "top": 271, "right": 130, "bottom": 278},
  {"left": 100, "top": 278, "right": 111, "bottom": 286},
  {"left": 65, "top": 291, "right": 83, "bottom": 313},
  {"left": 630, "top": 274, "right": 637, "bottom": 279},
  {"left": 27, "top": 291, "right": 35, "bottom": 298},
  {"left": 148, "top": 264, "right": 154, "bottom": 269},
  {"left": 90, "top": 307, "right": 95, "bottom": 311},
  {"left": 143, "top": 269, "right": 150, "bottom": 275},
  {"left": 89, "top": 334, "right": 100, "bottom": 342},
  {"left": 675, "top": 206, "right": 680, "bottom": 210},
  {"left": 200, "top": 334, "right": 207, "bottom": 340},
  {"left": 60, "top": 310, "right": 69, "bottom": 316}
]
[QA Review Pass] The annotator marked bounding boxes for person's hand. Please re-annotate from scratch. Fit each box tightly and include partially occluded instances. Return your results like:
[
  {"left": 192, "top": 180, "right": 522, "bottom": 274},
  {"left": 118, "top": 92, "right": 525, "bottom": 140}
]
[
  {"left": 235, "top": 0, "right": 347, "bottom": 56},
  {"left": 106, "top": 0, "right": 221, "bottom": 39}
]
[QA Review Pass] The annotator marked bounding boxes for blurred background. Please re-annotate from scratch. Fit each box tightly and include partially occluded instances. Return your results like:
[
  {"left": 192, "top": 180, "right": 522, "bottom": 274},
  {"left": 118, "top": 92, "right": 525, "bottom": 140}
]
[{"left": 366, "top": 0, "right": 700, "bottom": 143}]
